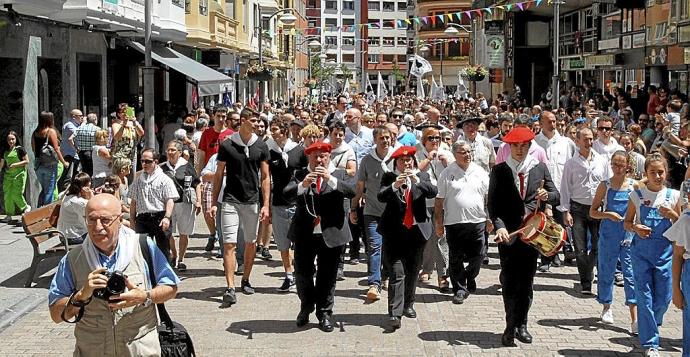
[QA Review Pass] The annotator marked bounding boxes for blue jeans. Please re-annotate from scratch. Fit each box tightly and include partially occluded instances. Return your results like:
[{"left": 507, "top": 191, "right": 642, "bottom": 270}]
[
  {"left": 682, "top": 260, "right": 690, "bottom": 357},
  {"left": 364, "top": 215, "right": 382, "bottom": 287},
  {"left": 35, "top": 165, "right": 57, "bottom": 207}
]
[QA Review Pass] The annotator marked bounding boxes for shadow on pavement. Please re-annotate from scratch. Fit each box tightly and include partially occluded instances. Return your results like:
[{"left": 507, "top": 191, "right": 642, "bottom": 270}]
[
  {"left": 534, "top": 271, "right": 581, "bottom": 281},
  {"left": 227, "top": 319, "right": 305, "bottom": 336},
  {"left": 175, "top": 286, "right": 226, "bottom": 304},
  {"left": 0, "top": 255, "right": 60, "bottom": 289},
  {"left": 417, "top": 330, "right": 504, "bottom": 349},
  {"left": 538, "top": 317, "right": 630, "bottom": 334},
  {"left": 333, "top": 288, "right": 367, "bottom": 302},
  {"left": 533, "top": 283, "right": 585, "bottom": 298},
  {"left": 414, "top": 292, "right": 454, "bottom": 304},
  {"left": 609, "top": 335, "right": 682, "bottom": 352},
  {"left": 557, "top": 349, "right": 629, "bottom": 356},
  {"left": 176, "top": 268, "right": 225, "bottom": 277}
]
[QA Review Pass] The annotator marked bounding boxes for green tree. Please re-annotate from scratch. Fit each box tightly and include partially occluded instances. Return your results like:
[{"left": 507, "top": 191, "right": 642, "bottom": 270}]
[{"left": 391, "top": 63, "right": 406, "bottom": 82}]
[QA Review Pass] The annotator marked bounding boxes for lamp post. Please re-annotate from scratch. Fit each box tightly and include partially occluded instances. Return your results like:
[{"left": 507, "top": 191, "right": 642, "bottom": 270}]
[
  {"left": 143, "top": 0, "right": 155, "bottom": 149},
  {"left": 552, "top": 0, "right": 562, "bottom": 109},
  {"left": 302, "top": 39, "right": 321, "bottom": 103},
  {"left": 256, "top": 5, "right": 297, "bottom": 104}
]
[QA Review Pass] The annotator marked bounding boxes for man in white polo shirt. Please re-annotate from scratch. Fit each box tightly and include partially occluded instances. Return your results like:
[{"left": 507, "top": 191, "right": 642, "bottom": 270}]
[{"left": 434, "top": 140, "right": 490, "bottom": 305}]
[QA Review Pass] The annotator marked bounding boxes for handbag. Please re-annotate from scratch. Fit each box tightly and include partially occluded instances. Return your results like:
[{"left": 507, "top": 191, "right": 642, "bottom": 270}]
[
  {"left": 38, "top": 136, "right": 58, "bottom": 166},
  {"left": 139, "top": 236, "right": 196, "bottom": 357}
]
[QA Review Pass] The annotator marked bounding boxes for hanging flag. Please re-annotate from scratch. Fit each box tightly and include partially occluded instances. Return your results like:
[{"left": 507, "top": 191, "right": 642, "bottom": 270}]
[
  {"left": 341, "top": 78, "right": 351, "bottom": 97},
  {"left": 365, "top": 76, "right": 376, "bottom": 105},
  {"left": 377, "top": 71, "right": 388, "bottom": 100},
  {"left": 408, "top": 54, "right": 433, "bottom": 78},
  {"left": 222, "top": 85, "right": 232, "bottom": 107}
]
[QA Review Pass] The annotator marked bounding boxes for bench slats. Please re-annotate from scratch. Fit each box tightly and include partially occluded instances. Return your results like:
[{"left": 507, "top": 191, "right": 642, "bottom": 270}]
[{"left": 22, "top": 201, "right": 66, "bottom": 288}]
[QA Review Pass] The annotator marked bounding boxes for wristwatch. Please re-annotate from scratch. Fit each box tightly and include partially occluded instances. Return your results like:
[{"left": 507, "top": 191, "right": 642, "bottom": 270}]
[{"left": 143, "top": 290, "right": 153, "bottom": 307}]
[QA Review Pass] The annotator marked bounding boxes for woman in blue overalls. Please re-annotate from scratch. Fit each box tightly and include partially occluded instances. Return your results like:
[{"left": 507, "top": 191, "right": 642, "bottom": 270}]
[
  {"left": 624, "top": 154, "right": 682, "bottom": 357},
  {"left": 666, "top": 179, "right": 690, "bottom": 357},
  {"left": 589, "top": 151, "right": 637, "bottom": 332}
]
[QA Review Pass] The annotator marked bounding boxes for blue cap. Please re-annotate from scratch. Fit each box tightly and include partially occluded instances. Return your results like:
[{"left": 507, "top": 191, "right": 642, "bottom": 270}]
[{"left": 574, "top": 117, "right": 586, "bottom": 124}]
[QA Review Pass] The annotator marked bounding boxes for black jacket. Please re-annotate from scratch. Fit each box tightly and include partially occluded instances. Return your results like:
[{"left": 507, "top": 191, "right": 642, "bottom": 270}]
[
  {"left": 268, "top": 145, "right": 307, "bottom": 207},
  {"left": 488, "top": 162, "right": 559, "bottom": 237},
  {"left": 377, "top": 171, "right": 437, "bottom": 240},
  {"left": 284, "top": 168, "right": 356, "bottom": 248}
]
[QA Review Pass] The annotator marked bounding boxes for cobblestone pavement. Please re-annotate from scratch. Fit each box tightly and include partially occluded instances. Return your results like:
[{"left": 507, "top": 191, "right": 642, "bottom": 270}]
[{"left": 0, "top": 223, "right": 684, "bottom": 356}]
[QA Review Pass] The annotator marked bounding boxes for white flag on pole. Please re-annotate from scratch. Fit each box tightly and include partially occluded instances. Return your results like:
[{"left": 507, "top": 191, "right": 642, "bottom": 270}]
[
  {"left": 341, "top": 78, "right": 351, "bottom": 98},
  {"left": 416, "top": 77, "right": 425, "bottom": 99},
  {"left": 408, "top": 54, "right": 433, "bottom": 78},
  {"left": 430, "top": 76, "right": 439, "bottom": 100},
  {"left": 366, "top": 76, "right": 376, "bottom": 105},
  {"left": 455, "top": 71, "right": 468, "bottom": 99},
  {"left": 377, "top": 71, "right": 388, "bottom": 100}
]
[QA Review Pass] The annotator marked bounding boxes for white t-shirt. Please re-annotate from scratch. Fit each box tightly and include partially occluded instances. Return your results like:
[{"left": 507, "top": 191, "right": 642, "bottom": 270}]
[
  {"left": 664, "top": 212, "right": 690, "bottom": 259},
  {"left": 629, "top": 187, "right": 680, "bottom": 225},
  {"left": 592, "top": 138, "right": 624, "bottom": 161},
  {"left": 436, "top": 162, "right": 489, "bottom": 225}
]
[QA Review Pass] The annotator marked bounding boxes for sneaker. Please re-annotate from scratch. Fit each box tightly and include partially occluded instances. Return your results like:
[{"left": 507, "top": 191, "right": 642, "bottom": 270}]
[
  {"left": 552, "top": 254, "right": 563, "bottom": 267},
  {"left": 204, "top": 238, "right": 215, "bottom": 252},
  {"left": 256, "top": 245, "right": 264, "bottom": 257},
  {"left": 538, "top": 264, "right": 550, "bottom": 273},
  {"left": 645, "top": 348, "right": 660, "bottom": 357},
  {"left": 261, "top": 247, "right": 273, "bottom": 260},
  {"left": 222, "top": 288, "right": 237, "bottom": 306},
  {"left": 241, "top": 279, "right": 255, "bottom": 295},
  {"left": 631, "top": 320, "right": 638, "bottom": 335},
  {"left": 23, "top": 205, "right": 31, "bottom": 213},
  {"left": 277, "top": 277, "right": 295, "bottom": 292},
  {"left": 366, "top": 285, "right": 381, "bottom": 301},
  {"left": 350, "top": 258, "right": 359, "bottom": 265},
  {"left": 452, "top": 291, "right": 467, "bottom": 304},
  {"left": 235, "top": 264, "right": 244, "bottom": 276},
  {"left": 336, "top": 267, "right": 344, "bottom": 281},
  {"left": 600, "top": 306, "right": 614, "bottom": 324},
  {"left": 215, "top": 250, "right": 223, "bottom": 259},
  {"left": 614, "top": 272, "right": 624, "bottom": 287},
  {"left": 381, "top": 279, "right": 388, "bottom": 291},
  {"left": 1, "top": 215, "right": 12, "bottom": 223},
  {"left": 177, "top": 261, "right": 187, "bottom": 272}
]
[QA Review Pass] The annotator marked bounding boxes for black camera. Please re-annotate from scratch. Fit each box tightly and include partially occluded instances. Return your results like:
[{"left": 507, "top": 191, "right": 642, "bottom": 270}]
[{"left": 93, "top": 270, "right": 127, "bottom": 301}]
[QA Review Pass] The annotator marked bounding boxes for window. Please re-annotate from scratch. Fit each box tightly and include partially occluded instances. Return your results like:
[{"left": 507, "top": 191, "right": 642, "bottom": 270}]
[
  {"left": 369, "top": 37, "right": 380, "bottom": 45},
  {"left": 398, "top": 1, "right": 406, "bottom": 10},
  {"left": 185, "top": 0, "right": 191, "bottom": 13},
  {"left": 655, "top": 22, "right": 668, "bottom": 40},
  {"left": 225, "top": 0, "right": 235, "bottom": 18},
  {"left": 383, "top": 1, "right": 394, "bottom": 11},
  {"left": 383, "top": 37, "right": 395, "bottom": 46},
  {"left": 308, "top": 18, "right": 317, "bottom": 27},
  {"left": 325, "top": 0, "right": 336, "bottom": 10},
  {"left": 448, "top": 41, "right": 461, "bottom": 57},
  {"left": 368, "top": 54, "right": 380, "bottom": 63},
  {"left": 199, "top": 0, "right": 208, "bottom": 15},
  {"left": 342, "top": 54, "right": 355, "bottom": 62},
  {"left": 397, "top": 37, "right": 407, "bottom": 46},
  {"left": 172, "top": 0, "right": 184, "bottom": 8},
  {"left": 601, "top": 12, "right": 622, "bottom": 40},
  {"left": 382, "top": 54, "right": 395, "bottom": 63},
  {"left": 367, "top": 19, "right": 380, "bottom": 28},
  {"left": 382, "top": 19, "right": 394, "bottom": 29},
  {"left": 325, "top": 36, "right": 337, "bottom": 45},
  {"left": 343, "top": 18, "right": 354, "bottom": 26},
  {"left": 397, "top": 54, "right": 407, "bottom": 63},
  {"left": 368, "top": 2, "right": 380, "bottom": 10},
  {"left": 325, "top": 18, "right": 337, "bottom": 27},
  {"left": 343, "top": 1, "right": 354, "bottom": 10},
  {"left": 342, "top": 37, "right": 355, "bottom": 46},
  {"left": 308, "top": 0, "right": 317, "bottom": 7}
]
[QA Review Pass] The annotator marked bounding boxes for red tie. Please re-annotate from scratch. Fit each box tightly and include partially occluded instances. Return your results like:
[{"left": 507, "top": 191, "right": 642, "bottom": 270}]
[
  {"left": 316, "top": 177, "right": 322, "bottom": 194},
  {"left": 518, "top": 172, "right": 525, "bottom": 199},
  {"left": 403, "top": 188, "right": 414, "bottom": 229}
]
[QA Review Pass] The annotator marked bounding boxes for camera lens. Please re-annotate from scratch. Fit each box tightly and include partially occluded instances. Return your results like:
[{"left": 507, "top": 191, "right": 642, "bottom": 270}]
[{"left": 107, "top": 271, "right": 127, "bottom": 294}]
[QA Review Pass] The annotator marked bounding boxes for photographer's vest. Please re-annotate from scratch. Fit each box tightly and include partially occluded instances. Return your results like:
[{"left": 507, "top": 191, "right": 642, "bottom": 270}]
[{"left": 67, "top": 240, "right": 160, "bottom": 357}]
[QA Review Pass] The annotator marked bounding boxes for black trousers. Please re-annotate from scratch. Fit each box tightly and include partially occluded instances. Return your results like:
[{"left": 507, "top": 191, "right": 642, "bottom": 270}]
[
  {"left": 57, "top": 154, "right": 79, "bottom": 191},
  {"left": 382, "top": 227, "right": 426, "bottom": 317},
  {"left": 77, "top": 150, "right": 93, "bottom": 177},
  {"left": 498, "top": 238, "right": 538, "bottom": 330},
  {"left": 570, "top": 201, "right": 600, "bottom": 289},
  {"left": 446, "top": 222, "right": 485, "bottom": 294},
  {"left": 135, "top": 211, "right": 170, "bottom": 261},
  {"left": 294, "top": 235, "right": 344, "bottom": 319}
]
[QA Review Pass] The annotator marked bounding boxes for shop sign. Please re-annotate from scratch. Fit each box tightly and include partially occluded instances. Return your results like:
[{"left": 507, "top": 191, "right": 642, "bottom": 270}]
[
  {"left": 632, "top": 33, "right": 645, "bottom": 48},
  {"left": 647, "top": 47, "right": 667, "bottom": 65},
  {"left": 485, "top": 21, "right": 504, "bottom": 36},
  {"left": 587, "top": 54, "right": 615, "bottom": 67},
  {"left": 489, "top": 68, "right": 504, "bottom": 83},
  {"left": 622, "top": 35, "right": 632, "bottom": 50},
  {"left": 598, "top": 38, "right": 620, "bottom": 51},
  {"left": 102, "top": 0, "right": 121, "bottom": 14},
  {"left": 486, "top": 35, "right": 505, "bottom": 69},
  {"left": 506, "top": 16, "right": 514, "bottom": 78},
  {"left": 684, "top": 48, "right": 690, "bottom": 64},
  {"left": 679, "top": 25, "right": 690, "bottom": 43},
  {"left": 562, "top": 58, "right": 586, "bottom": 70}
]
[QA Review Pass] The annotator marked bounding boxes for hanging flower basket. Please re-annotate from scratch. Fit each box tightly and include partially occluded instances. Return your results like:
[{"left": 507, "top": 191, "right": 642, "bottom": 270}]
[
  {"left": 246, "top": 64, "right": 273, "bottom": 81},
  {"left": 303, "top": 78, "right": 317, "bottom": 89},
  {"left": 461, "top": 65, "right": 489, "bottom": 82}
]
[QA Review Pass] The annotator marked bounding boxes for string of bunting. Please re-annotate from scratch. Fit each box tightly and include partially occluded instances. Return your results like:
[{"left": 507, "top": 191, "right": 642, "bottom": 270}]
[{"left": 279, "top": 0, "right": 546, "bottom": 36}]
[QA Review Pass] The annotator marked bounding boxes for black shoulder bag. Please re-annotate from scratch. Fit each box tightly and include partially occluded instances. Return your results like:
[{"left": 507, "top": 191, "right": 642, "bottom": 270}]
[{"left": 139, "top": 236, "right": 196, "bottom": 357}]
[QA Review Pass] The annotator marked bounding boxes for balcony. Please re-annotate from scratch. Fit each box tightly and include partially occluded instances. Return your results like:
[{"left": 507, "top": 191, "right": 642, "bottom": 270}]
[
  {"left": 0, "top": 0, "right": 66, "bottom": 16},
  {"left": 210, "top": 10, "right": 239, "bottom": 50}
]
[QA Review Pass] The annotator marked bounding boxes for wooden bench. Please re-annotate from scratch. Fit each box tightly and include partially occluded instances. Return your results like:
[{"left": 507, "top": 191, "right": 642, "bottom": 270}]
[{"left": 21, "top": 201, "right": 67, "bottom": 287}]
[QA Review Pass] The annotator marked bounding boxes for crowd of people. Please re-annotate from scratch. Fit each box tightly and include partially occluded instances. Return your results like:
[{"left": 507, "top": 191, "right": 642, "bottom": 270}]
[{"left": 24, "top": 81, "right": 690, "bottom": 356}]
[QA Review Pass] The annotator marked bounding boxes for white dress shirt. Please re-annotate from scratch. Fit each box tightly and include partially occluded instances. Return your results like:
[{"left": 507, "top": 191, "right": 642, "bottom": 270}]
[
  {"left": 559, "top": 150, "right": 611, "bottom": 210},
  {"left": 534, "top": 131, "right": 576, "bottom": 191},
  {"left": 436, "top": 162, "right": 489, "bottom": 224},
  {"left": 592, "top": 137, "right": 624, "bottom": 161}
]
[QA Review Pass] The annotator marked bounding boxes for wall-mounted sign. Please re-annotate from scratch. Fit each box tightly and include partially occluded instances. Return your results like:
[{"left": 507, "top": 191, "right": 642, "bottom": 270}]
[
  {"left": 684, "top": 48, "right": 690, "bottom": 64},
  {"left": 489, "top": 68, "right": 504, "bottom": 83},
  {"left": 486, "top": 35, "right": 505, "bottom": 69},
  {"left": 485, "top": 21, "right": 504, "bottom": 35},
  {"left": 679, "top": 25, "right": 690, "bottom": 43},
  {"left": 622, "top": 35, "right": 632, "bottom": 49},
  {"left": 506, "top": 16, "right": 513, "bottom": 78},
  {"left": 587, "top": 54, "right": 615, "bottom": 67},
  {"left": 632, "top": 33, "right": 645, "bottom": 48},
  {"left": 598, "top": 37, "right": 620, "bottom": 51}
]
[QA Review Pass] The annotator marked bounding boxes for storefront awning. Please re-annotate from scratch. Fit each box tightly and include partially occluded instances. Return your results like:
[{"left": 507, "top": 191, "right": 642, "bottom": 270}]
[{"left": 129, "top": 41, "right": 232, "bottom": 96}]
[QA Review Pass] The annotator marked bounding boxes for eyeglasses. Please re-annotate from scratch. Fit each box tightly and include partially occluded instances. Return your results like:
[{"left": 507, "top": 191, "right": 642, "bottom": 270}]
[
  {"left": 426, "top": 136, "right": 442, "bottom": 141},
  {"left": 597, "top": 127, "right": 612, "bottom": 132},
  {"left": 392, "top": 114, "right": 404, "bottom": 118},
  {"left": 141, "top": 159, "right": 155, "bottom": 164},
  {"left": 86, "top": 214, "right": 121, "bottom": 227}
]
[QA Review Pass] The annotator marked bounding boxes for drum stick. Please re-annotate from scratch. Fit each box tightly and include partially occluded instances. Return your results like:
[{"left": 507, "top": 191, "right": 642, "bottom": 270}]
[
  {"left": 534, "top": 180, "right": 545, "bottom": 214},
  {"left": 508, "top": 227, "right": 526, "bottom": 238}
]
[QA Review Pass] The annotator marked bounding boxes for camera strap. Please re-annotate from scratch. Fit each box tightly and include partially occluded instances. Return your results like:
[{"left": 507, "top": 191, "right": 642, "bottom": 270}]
[{"left": 138, "top": 234, "right": 175, "bottom": 329}]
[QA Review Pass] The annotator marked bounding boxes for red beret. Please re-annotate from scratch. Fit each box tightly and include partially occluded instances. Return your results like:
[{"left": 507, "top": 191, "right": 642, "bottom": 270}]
[
  {"left": 390, "top": 146, "right": 417, "bottom": 160},
  {"left": 502, "top": 127, "right": 535, "bottom": 144},
  {"left": 304, "top": 141, "right": 332, "bottom": 155}
]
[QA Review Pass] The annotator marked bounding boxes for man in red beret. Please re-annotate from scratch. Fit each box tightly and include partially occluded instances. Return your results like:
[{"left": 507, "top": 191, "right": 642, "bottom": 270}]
[
  {"left": 283, "top": 141, "right": 356, "bottom": 332},
  {"left": 487, "top": 127, "right": 559, "bottom": 347},
  {"left": 377, "top": 146, "right": 437, "bottom": 330}
]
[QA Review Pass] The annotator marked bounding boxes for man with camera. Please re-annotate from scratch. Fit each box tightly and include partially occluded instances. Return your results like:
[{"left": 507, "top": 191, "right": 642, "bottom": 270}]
[{"left": 49, "top": 194, "right": 179, "bottom": 356}]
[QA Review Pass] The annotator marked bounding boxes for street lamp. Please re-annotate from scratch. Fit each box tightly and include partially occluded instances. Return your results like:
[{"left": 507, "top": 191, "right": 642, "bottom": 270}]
[{"left": 257, "top": 5, "right": 299, "bottom": 104}]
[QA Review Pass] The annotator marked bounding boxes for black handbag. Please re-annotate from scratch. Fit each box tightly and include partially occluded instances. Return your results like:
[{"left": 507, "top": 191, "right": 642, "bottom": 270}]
[{"left": 139, "top": 236, "right": 196, "bottom": 357}]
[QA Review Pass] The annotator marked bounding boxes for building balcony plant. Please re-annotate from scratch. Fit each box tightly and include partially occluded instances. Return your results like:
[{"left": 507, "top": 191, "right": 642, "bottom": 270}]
[
  {"left": 461, "top": 65, "right": 488, "bottom": 82},
  {"left": 246, "top": 63, "right": 273, "bottom": 81},
  {"left": 303, "top": 78, "right": 318, "bottom": 89}
]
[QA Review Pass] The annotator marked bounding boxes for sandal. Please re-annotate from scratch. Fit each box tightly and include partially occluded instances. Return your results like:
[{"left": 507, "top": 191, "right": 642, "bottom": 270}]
[{"left": 418, "top": 272, "right": 430, "bottom": 282}]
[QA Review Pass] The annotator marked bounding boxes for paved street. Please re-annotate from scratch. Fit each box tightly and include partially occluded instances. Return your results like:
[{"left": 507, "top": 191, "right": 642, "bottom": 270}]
[{"left": 0, "top": 216, "right": 684, "bottom": 356}]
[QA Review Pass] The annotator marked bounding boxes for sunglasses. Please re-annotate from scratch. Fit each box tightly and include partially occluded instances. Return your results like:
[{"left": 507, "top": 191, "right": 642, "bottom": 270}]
[
  {"left": 427, "top": 136, "right": 442, "bottom": 141},
  {"left": 392, "top": 114, "right": 404, "bottom": 118},
  {"left": 141, "top": 159, "right": 155, "bottom": 164},
  {"left": 597, "top": 127, "right": 612, "bottom": 132}
]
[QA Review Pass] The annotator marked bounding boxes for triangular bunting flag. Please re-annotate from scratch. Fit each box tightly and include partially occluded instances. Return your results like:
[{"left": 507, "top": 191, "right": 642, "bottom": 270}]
[
  {"left": 517, "top": 2, "right": 524, "bottom": 10},
  {"left": 465, "top": 11, "right": 472, "bottom": 20},
  {"left": 536, "top": 0, "right": 542, "bottom": 6},
  {"left": 422, "top": 17, "right": 429, "bottom": 25},
  {"left": 474, "top": 9, "right": 483, "bottom": 16},
  {"left": 430, "top": 16, "right": 436, "bottom": 26},
  {"left": 414, "top": 18, "right": 421, "bottom": 25},
  {"left": 447, "top": 13, "right": 453, "bottom": 21},
  {"left": 485, "top": 7, "right": 492, "bottom": 15},
  {"left": 437, "top": 14, "right": 444, "bottom": 23},
  {"left": 506, "top": 4, "right": 513, "bottom": 11},
  {"left": 455, "top": 12, "right": 463, "bottom": 22}
]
